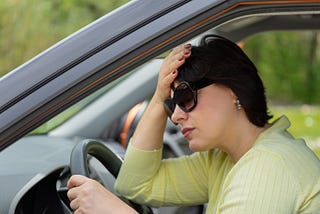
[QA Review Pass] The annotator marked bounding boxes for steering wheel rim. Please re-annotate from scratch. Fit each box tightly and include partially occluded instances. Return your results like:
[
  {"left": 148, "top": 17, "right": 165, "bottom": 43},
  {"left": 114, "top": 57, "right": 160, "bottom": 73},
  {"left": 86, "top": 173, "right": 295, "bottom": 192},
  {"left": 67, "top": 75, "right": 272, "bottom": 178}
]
[
  {"left": 70, "top": 139, "right": 153, "bottom": 214},
  {"left": 70, "top": 139, "right": 122, "bottom": 177}
]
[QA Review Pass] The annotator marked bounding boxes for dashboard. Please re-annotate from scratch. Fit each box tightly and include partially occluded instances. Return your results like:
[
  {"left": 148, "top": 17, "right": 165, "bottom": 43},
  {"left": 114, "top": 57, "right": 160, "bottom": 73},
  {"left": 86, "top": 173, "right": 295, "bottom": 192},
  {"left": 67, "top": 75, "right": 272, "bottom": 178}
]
[{"left": 0, "top": 136, "right": 124, "bottom": 214}]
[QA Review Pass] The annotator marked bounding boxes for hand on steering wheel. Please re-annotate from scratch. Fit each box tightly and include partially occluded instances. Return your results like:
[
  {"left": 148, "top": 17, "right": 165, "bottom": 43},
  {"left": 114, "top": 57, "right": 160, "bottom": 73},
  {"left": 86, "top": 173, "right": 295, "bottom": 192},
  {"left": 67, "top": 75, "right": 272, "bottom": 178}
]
[{"left": 68, "top": 140, "right": 153, "bottom": 214}]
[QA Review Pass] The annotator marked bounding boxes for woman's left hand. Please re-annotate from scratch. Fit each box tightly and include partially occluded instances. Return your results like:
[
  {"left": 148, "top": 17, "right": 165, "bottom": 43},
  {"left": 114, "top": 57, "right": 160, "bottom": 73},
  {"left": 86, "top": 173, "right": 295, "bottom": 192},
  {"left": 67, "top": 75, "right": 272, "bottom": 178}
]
[{"left": 67, "top": 175, "right": 137, "bottom": 214}]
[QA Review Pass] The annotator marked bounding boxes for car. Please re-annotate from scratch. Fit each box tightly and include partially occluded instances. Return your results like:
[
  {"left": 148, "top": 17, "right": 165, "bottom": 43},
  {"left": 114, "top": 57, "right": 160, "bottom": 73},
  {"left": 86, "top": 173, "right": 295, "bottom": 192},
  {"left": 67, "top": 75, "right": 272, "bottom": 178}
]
[{"left": 0, "top": 0, "right": 320, "bottom": 213}]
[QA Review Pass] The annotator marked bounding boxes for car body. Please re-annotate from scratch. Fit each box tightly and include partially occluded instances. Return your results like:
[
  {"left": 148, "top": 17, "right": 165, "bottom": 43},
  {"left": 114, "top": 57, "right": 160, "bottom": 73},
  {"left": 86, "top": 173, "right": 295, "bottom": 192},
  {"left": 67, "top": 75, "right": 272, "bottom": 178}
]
[{"left": 0, "top": 1, "right": 320, "bottom": 213}]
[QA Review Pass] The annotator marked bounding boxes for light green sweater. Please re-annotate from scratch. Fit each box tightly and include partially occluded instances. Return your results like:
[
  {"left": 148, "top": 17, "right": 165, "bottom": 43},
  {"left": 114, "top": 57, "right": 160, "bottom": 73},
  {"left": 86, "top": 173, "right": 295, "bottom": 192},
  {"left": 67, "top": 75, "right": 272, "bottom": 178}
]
[{"left": 115, "top": 116, "right": 320, "bottom": 213}]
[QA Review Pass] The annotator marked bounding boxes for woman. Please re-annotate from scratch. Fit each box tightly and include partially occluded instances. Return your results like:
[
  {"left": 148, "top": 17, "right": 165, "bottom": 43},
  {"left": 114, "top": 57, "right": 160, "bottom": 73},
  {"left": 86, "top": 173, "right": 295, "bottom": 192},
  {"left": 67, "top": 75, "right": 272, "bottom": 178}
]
[{"left": 67, "top": 35, "right": 320, "bottom": 213}]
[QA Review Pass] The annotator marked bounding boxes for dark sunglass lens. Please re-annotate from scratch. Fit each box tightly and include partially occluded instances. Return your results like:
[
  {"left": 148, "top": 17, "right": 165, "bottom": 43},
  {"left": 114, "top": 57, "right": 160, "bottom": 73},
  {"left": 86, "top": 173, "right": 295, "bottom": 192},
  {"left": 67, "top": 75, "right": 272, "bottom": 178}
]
[
  {"left": 163, "top": 99, "right": 175, "bottom": 117},
  {"left": 175, "top": 83, "right": 195, "bottom": 112}
]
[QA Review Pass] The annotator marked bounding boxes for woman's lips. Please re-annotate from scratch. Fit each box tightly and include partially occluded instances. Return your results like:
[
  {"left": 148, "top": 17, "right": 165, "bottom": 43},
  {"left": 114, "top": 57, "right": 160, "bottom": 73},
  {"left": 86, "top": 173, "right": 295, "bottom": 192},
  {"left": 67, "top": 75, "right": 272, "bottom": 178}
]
[{"left": 181, "top": 127, "right": 194, "bottom": 138}]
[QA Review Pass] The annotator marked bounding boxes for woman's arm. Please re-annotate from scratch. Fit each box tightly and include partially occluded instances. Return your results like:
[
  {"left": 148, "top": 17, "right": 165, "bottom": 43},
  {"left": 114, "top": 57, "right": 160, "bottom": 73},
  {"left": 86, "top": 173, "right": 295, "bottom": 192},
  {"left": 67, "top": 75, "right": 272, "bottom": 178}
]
[
  {"left": 131, "top": 45, "right": 191, "bottom": 150},
  {"left": 116, "top": 145, "right": 209, "bottom": 207}
]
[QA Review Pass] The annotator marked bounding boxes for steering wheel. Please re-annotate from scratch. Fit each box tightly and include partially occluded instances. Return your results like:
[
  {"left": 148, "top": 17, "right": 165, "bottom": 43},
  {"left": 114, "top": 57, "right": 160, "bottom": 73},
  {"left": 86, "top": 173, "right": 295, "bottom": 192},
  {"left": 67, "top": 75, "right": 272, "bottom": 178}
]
[{"left": 70, "top": 139, "right": 153, "bottom": 214}]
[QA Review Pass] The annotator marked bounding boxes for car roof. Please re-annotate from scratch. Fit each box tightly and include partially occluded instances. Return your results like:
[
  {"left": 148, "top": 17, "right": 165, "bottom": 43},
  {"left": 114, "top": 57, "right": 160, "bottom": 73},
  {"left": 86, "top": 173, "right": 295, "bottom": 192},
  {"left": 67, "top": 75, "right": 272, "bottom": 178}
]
[{"left": 1, "top": 0, "right": 320, "bottom": 150}]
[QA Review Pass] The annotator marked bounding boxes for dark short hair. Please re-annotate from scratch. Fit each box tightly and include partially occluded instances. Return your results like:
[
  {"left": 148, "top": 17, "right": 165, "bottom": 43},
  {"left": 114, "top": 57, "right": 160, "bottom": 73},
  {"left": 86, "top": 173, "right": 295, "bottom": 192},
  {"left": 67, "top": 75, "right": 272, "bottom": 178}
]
[{"left": 177, "top": 34, "right": 273, "bottom": 127}]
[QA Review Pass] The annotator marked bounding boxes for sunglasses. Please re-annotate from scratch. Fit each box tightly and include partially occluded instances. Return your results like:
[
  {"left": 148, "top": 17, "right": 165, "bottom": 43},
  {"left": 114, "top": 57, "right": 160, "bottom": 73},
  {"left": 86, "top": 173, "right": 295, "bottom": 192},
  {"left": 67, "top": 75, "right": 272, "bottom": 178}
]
[{"left": 163, "top": 79, "right": 214, "bottom": 120}]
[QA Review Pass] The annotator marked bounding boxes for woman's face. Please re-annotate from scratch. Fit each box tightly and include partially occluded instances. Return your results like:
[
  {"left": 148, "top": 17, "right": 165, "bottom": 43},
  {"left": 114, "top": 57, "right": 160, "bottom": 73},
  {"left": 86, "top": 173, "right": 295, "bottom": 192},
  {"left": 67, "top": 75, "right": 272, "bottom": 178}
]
[{"left": 171, "top": 83, "right": 239, "bottom": 151}]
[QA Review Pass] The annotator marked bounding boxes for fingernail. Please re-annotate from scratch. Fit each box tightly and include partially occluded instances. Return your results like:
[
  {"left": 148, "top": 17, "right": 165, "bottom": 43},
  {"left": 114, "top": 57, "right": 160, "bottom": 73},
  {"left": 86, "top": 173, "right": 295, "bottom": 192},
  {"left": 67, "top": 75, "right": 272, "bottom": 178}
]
[
  {"left": 172, "top": 70, "right": 177, "bottom": 75},
  {"left": 178, "top": 55, "right": 184, "bottom": 61},
  {"left": 184, "top": 49, "right": 190, "bottom": 55},
  {"left": 184, "top": 44, "right": 192, "bottom": 49}
]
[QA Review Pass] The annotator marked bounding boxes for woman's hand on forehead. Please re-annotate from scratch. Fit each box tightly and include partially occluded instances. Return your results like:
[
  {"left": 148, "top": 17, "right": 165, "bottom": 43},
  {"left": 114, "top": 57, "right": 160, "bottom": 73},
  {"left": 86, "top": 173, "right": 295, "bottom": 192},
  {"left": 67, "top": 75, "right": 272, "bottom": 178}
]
[{"left": 155, "top": 44, "right": 192, "bottom": 101}]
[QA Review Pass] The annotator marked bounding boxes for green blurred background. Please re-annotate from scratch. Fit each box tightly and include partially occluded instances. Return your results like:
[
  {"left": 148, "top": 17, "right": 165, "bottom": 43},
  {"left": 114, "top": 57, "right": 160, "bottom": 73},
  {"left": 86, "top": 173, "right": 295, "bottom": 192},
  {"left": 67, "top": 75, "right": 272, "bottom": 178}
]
[{"left": 0, "top": 0, "right": 319, "bottom": 155}]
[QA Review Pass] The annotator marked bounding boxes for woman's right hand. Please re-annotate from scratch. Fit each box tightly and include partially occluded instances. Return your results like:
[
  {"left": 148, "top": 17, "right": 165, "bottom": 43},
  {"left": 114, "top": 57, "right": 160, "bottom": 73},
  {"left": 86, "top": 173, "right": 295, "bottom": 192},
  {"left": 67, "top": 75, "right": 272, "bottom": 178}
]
[
  {"left": 67, "top": 175, "right": 137, "bottom": 214},
  {"left": 155, "top": 44, "right": 192, "bottom": 102},
  {"left": 130, "top": 44, "right": 192, "bottom": 151}
]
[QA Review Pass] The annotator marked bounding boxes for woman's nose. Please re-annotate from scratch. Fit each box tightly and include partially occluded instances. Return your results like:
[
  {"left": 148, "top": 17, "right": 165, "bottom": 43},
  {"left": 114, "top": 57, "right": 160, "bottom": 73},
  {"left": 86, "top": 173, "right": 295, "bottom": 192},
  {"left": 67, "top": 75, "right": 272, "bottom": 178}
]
[{"left": 171, "top": 105, "right": 187, "bottom": 124}]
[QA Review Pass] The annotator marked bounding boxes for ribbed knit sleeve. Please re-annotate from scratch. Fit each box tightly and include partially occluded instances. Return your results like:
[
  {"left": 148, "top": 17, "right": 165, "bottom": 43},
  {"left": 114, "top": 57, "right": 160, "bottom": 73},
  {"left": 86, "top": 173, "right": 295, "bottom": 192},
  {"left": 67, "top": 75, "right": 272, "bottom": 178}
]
[{"left": 115, "top": 142, "right": 232, "bottom": 207}]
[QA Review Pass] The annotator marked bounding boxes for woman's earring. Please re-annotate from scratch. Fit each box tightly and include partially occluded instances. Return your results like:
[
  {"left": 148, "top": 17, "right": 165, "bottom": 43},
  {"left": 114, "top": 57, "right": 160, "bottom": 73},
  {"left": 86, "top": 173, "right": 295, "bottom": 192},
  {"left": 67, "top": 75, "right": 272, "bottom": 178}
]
[{"left": 236, "top": 99, "right": 242, "bottom": 110}]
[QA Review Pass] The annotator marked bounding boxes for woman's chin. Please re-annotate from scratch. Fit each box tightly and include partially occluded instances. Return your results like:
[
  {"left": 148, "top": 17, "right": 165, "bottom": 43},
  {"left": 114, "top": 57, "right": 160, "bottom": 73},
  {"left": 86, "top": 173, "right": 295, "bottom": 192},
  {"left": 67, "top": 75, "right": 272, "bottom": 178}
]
[{"left": 188, "top": 140, "right": 207, "bottom": 152}]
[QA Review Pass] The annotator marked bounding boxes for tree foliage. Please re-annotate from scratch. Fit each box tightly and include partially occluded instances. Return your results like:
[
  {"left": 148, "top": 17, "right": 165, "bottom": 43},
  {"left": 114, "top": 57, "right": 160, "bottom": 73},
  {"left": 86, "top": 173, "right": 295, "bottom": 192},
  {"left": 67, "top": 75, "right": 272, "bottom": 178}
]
[
  {"left": 0, "top": 0, "right": 129, "bottom": 77},
  {"left": 244, "top": 32, "right": 320, "bottom": 104}
]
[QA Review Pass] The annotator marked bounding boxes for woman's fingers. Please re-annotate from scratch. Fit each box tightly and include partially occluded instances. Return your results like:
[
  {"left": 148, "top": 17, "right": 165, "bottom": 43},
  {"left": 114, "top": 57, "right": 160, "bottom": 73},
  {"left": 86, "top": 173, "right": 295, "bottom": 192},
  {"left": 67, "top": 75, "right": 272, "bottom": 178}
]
[
  {"left": 67, "top": 175, "right": 87, "bottom": 189},
  {"left": 69, "top": 196, "right": 80, "bottom": 211},
  {"left": 156, "top": 44, "right": 192, "bottom": 100},
  {"left": 162, "top": 44, "right": 192, "bottom": 75}
]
